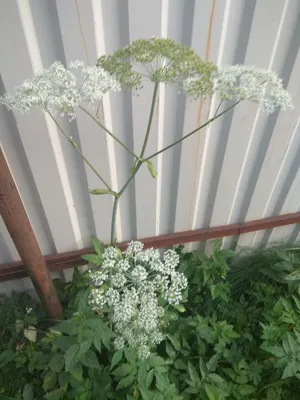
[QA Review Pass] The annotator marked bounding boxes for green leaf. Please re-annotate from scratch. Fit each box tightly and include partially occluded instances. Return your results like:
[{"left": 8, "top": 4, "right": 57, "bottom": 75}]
[
  {"left": 44, "top": 389, "right": 64, "bottom": 400},
  {"left": 285, "top": 268, "right": 300, "bottom": 281},
  {"left": 199, "top": 358, "right": 208, "bottom": 378},
  {"left": 43, "top": 371, "right": 57, "bottom": 391},
  {"left": 204, "top": 384, "right": 220, "bottom": 400},
  {"left": 65, "top": 344, "right": 81, "bottom": 371},
  {"left": 166, "top": 342, "right": 176, "bottom": 359},
  {"left": 261, "top": 344, "right": 285, "bottom": 358},
  {"left": 81, "top": 253, "right": 102, "bottom": 265},
  {"left": 0, "top": 349, "right": 15, "bottom": 367},
  {"left": 69, "top": 363, "right": 83, "bottom": 381},
  {"left": 23, "top": 384, "right": 34, "bottom": 400},
  {"left": 125, "top": 348, "right": 136, "bottom": 364},
  {"left": 173, "top": 359, "right": 186, "bottom": 370},
  {"left": 94, "top": 336, "right": 102, "bottom": 354},
  {"left": 54, "top": 320, "right": 79, "bottom": 335},
  {"left": 92, "top": 235, "right": 104, "bottom": 255},
  {"left": 113, "top": 363, "right": 134, "bottom": 377},
  {"left": 49, "top": 353, "right": 65, "bottom": 373},
  {"left": 188, "top": 361, "right": 200, "bottom": 382},
  {"left": 282, "top": 360, "right": 298, "bottom": 379},
  {"left": 287, "top": 333, "right": 298, "bottom": 354},
  {"left": 138, "top": 363, "right": 148, "bottom": 386},
  {"left": 116, "top": 371, "right": 136, "bottom": 390},
  {"left": 80, "top": 350, "right": 100, "bottom": 369},
  {"left": 238, "top": 384, "right": 256, "bottom": 395},
  {"left": 146, "top": 369, "right": 154, "bottom": 388},
  {"left": 146, "top": 160, "right": 157, "bottom": 178},
  {"left": 79, "top": 339, "right": 93, "bottom": 358},
  {"left": 208, "top": 373, "right": 224, "bottom": 384},
  {"left": 89, "top": 188, "right": 112, "bottom": 195},
  {"left": 53, "top": 335, "right": 77, "bottom": 351},
  {"left": 58, "top": 371, "right": 69, "bottom": 390},
  {"left": 101, "top": 325, "right": 114, "bottom": 349},
  {"left": 149, "top": 356, "right": 165, "bottom": 367},
  {"left": 111, "top": 350, "right": 123, "bottom": 370},
  {"left": 207, "top": 354, "right": 219, "bottom": 372}
]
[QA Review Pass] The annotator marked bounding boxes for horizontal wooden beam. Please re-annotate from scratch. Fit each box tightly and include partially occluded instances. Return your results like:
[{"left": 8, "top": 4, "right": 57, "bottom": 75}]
[{"left": 1, "top": 211, "right": 299, "bottom": 282}]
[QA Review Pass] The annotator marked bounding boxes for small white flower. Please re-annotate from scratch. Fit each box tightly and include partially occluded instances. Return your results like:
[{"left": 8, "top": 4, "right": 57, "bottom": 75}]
[
  {"left": 215, "top": 65, "right": 293, "bottom": 114},
  {"left": 0, "top": 60, "right": 121, "bottom": 120},
  {"left": 88, "top": 241, "right": 187, "bottom": 358}
]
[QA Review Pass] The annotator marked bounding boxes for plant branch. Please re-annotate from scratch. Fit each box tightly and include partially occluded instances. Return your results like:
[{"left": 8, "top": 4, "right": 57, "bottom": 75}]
[
  {"left": 110, "top": 161, "right": 143, "bottom": 245},
  {"left": 79, "top": 105, "right": 140, "bottom": 160},
  {"left": 110, "top": 83, "right": 159, "bottom": 245},
  {"left": 140, "top": 82, "right": 159, "bottom": 158},
  {"left": 144, "top": 101, "right": 240, "bottom": 161},
  {"left": 48, "top": 112, "right": 112, "bottom": 191}
]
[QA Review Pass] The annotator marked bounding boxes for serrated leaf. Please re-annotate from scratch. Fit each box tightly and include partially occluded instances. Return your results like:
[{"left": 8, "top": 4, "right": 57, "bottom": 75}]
[
  {"left": 238, "top": 384, "right": 256, "bottom": 395},
  {"left": 287, "top": 333, "right": 298, "bottom": 354},
  {"left": 81, "top": 253, "right": 102, "bottom": 266},
  {"left": 261, "top": 344, "right": 285, "bottom": 358},
  {"left": 146, "top": 160, "right": 157, "bottom": 178},
  {"left": 204, "top": 384, "right": 220, "bottom": 400},
  {"left": 207, "top": 354, "right": 219, "bottom": 372},
  {"left": 149, "top": 356, "right": 165, "bottom": 367},
  {"left": 23, "top": 384, "right": 34, "bottom": 400},
  {"left": 285, "top": 268, "right": 300, "bottom": 281},
  {"left": 282, "top": 360, "right": 298, "bottom": 379},
  {"left": 54, "top": 320, "right": 79, "bottom": 335},
  {"left": 166, "top": 342, "right": 176, "bottom": 359},
  {"left": 199, "top": 358, "right": 208, "bottom": 378},
  {"left": 80, "top": 350, "right": 100, "bottom": 369},
  {"left": 69, "top": 363, "right": 83, "bottom": 381},
  {"left": 43, "top": 371, "right": 57, "bottom": 391},
  {"left": 0, "top": 349, "right": 15, "bottom": 367},
  {"left": 188, "top": 361, "right": 200, "bottom": 382},
  {"left": 146, "top": 369, "right": 154, "bottom": 388},
  {"left": 53, "top": 335, "right": 77, "bottom": 351},
  {"left": 116, "top": 371, "right": 136, "bottom": 390},
  {"left": 113, "top": 363, "right": 135, "bottom": 377},
  {"left": 65, "top": 344, "right": 80, "bottom": 372},
  {"left": 138, "top": 363, "right": 148, "bottom": 386},
  {"left": 94, "top": 336, "right": 102, "bottom": 354},
  {"left": 79, "top": 339, "right": 93, "bottom": 358},
  {"left": 111, "top": 350, "right": 123, "bottom": 370},
  {"left": 44, "top": 389, "right": 64, "bottom": 400},
  {"left": 49, "top": 353, "right": 65, "bottom": 373},
  {"left": 208, "top": 373, "right": 224, "bottom": 384},
  {"left": 58, "top": 371, "right": 69, "bottom": 390},
  {"left": 92, "top": 236, "right": 104, "bottom": 255}
]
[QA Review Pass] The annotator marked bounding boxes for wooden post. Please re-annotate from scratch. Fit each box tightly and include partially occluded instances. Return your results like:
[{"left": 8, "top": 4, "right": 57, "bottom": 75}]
[{"left": 0, "top": 146, "right": 62, "bottom": 318}]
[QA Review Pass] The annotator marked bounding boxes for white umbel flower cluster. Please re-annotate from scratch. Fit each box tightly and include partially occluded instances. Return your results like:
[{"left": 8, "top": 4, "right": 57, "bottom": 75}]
[
  {"left": 0, "top": 61, "right": 121, "bottom": 119},
  {"left": 215, "top": 65, "right": 292, "bottom": 114},
  {"left": 88, "top": 241, "right": 187, "bottom": 359},
  {"left": 183, "top": 65, "right": 292, "bottom": 114}
]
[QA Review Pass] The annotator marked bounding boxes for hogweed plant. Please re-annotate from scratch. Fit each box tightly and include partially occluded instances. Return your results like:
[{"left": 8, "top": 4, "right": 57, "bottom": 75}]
[
  {"left": 0, "top": 38, "right": 292, "bottom": 247},
  {"left": 0, "top": 38, "right": 293, "bottom": 361}
]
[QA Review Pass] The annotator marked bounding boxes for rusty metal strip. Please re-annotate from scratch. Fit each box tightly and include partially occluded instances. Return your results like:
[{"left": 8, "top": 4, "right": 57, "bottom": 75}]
[
  {"left": 0, "top": 146, "right": 62, "bottom": 317},
  {"left": 1, "top": 211, "right": 299, "bottom": 282}
]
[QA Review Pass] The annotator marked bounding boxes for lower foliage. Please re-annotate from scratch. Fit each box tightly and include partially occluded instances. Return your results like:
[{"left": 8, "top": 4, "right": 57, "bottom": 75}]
[{"left": 1, "top": 242, "right": 300, "bottom": 399}]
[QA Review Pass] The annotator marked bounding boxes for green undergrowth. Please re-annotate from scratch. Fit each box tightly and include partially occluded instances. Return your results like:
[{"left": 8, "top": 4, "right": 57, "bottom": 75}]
[{"left": 1, "top": 242, "right": 300, "bottom": 399}]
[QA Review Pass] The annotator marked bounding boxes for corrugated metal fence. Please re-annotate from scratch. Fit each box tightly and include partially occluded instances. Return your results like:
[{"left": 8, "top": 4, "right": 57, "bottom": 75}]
[{"left": 0, "top": 0, "right": 300, "bottom": 292}]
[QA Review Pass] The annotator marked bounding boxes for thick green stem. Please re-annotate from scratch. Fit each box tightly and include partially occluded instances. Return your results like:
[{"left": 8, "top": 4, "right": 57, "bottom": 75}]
[
  {"left": 110, "top": 84, "right": 159, "bottom": 245},
  {"left": 140, "top": 83, "right": 159, "bottom": 158},
  {"left": 144, "top": 101, "right": 240, "bottom": 161},
  {"left": 110, "top": 162, "right": 142, "bottom": 245},
  {"left": 79, "top": 105, "right": 140, "bottom": 160},
  {"left": 48, "top": 112, "right": 112, "bottom": 191}
]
